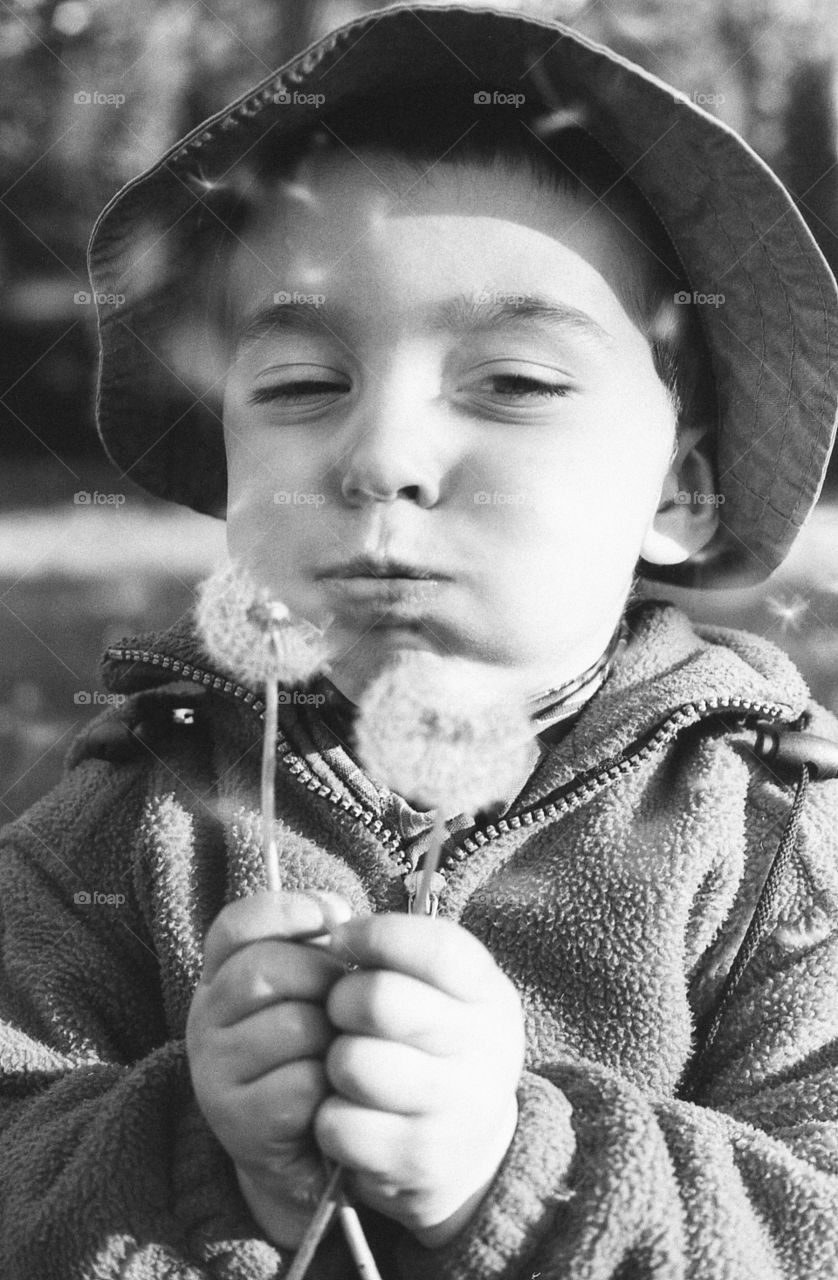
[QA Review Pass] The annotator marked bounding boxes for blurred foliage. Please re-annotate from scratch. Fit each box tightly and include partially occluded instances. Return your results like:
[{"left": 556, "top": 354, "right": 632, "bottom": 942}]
[{"left": 1, "top": 0, "right": 837, "bottom": 467}]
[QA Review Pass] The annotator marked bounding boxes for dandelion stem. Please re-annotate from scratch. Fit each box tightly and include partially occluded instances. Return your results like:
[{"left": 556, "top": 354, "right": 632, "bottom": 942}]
[
  {"left": 338, "top": 1194, "right": 384, "bottom": 1280},
  {"left": 284, "top": 1164, "right": 344, "bottom": 1280},
  {"left": 261, "top": 628, "right": 281, "bottom": 893},
  {"left": 415, "top": 808, "right": 446, "bottom": 915}
]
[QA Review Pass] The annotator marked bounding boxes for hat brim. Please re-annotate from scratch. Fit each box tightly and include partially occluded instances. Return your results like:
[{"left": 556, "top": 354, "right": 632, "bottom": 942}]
[{"left": 88, "top": 2, "right": 838, "bottom": 586}]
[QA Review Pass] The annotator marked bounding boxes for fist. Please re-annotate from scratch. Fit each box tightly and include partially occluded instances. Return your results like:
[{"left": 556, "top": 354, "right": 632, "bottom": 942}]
[
  {"left": 317, "top": 912, "right": 525, "bottom": 1245},
  {"left": 185, "top": 890, "right": 352, "bottom": 1247}
]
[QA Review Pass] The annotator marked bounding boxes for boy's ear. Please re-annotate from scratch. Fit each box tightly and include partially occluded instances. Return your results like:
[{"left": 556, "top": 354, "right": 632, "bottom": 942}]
[{"left": 641, "top": 426, "right": 720, "bottom": 566}]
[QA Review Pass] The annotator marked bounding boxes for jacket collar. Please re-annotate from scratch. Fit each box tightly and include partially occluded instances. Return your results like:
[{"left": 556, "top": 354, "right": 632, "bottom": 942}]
[
  {"left": 516, "top": 599, "right": 808, "bottom": 805},
  {"left": 101, "top": 599, "right": 809, "bottom": 807}
]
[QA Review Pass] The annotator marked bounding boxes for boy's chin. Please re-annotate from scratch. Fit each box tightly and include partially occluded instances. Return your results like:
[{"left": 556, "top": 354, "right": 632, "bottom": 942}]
[
  {"left": 336, "top": 621, "right": 437, "bottom": 657},
  {"left": 327, "top": 625, "right": 453, "bottom": 701}
]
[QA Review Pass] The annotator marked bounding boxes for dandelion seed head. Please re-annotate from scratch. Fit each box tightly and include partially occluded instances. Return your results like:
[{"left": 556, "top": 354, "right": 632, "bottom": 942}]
[
  {"left": 765, "top": 591, "right": 809, "bottom": 632},
  {"left": 355, "top": 651, "right": 534, "bottom": 812},
  {"left": 195, "top": 562, "right": 330, "bottom": 686}
]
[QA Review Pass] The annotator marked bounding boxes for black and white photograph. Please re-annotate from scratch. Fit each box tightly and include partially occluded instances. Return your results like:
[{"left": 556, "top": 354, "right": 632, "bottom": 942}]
[{"left": 2, "top": 1, "right": 838, "bottom": 1276}]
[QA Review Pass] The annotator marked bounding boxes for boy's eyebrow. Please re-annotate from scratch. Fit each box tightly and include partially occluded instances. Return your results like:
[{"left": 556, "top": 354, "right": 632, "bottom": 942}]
[
  {"left": 234, "top": 300, "right": 332, "bottom": 349},
  {"left": 233, "top": 292, "right": 613, "bottom": 348},
  {"left": 429, "top": 293, "right": 614, "bottom": 344}
]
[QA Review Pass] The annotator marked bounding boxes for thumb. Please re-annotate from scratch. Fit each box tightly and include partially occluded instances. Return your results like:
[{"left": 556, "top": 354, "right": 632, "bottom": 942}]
[{"left": 201, "top": 890, "right": 353, "bottom": 983}]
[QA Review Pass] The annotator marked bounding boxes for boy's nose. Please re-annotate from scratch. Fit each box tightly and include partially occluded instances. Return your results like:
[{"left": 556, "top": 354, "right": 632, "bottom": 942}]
[
  {"left": 337, "top": 404, "right": 442, "bottom": 509},
  {"left": 341, "top": 472, "right": 431, "bottom": 506}
]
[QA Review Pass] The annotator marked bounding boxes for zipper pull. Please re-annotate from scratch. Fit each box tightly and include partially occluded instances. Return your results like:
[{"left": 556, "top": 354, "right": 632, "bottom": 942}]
[{"left": 404, "top": 869, "right": 447, "bottom": 917}]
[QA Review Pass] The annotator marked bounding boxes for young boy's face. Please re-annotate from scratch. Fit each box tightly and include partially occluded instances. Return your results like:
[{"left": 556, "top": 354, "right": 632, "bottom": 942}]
[{"left": 222, "top": 148, "right": 680, "bottom": 699}]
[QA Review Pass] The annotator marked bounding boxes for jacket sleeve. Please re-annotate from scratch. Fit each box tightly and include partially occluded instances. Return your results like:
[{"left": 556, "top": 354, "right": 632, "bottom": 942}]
[
  {"left": 0, "top": 753, "right": 296, "bottom": 1280},
  {"left": 392, "top": 776, "right": 838, "bottom": 1280}
]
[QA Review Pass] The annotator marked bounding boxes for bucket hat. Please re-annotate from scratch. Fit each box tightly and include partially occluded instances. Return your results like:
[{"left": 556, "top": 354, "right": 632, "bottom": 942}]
[{"left": 87, "top": 2, "right": 838, "bottom": 587}]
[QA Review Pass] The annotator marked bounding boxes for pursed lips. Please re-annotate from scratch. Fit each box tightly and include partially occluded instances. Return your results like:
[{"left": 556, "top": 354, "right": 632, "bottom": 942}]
[
  {"left": 315, "top": 556, "right": 449, "bottom": 581},
  {"left": 315, "top": 557, "right": 450, "bottom": 621}
]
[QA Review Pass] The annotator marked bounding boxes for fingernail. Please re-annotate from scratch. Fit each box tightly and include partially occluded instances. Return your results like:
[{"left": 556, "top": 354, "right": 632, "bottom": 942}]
[
  {"left": 316, "top": 895, "right": 354, "bottom": 930},
  {"left": 327, "top": 922, "right": 362, "bottom": 971},
  {"left": 292, "top": 926, "right": 333, "bottom": 943}
]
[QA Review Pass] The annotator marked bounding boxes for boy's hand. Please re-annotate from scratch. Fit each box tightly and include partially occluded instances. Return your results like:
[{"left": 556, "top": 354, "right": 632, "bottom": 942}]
[
  {"left": 185, "top": 890, "right": 352, "bottom": 1248},
  {"left": 318, "top": 912, "right": 526, "bottom": 1247}
]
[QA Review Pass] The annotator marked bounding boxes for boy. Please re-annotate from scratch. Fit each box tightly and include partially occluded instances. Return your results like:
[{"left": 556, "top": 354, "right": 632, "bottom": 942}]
[{"left": 2, "top": 4, "right": 838, "bottom": 1278}]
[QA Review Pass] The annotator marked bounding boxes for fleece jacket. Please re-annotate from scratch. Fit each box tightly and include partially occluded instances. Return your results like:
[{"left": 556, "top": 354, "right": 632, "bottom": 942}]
[{"left": 1, "top": 599, "right": 838, "bottom": 1279}]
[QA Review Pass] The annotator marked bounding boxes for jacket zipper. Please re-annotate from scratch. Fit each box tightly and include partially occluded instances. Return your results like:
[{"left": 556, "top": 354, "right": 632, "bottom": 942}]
[{"left": 105, "top": 645, "right": 793, "bottom": 908}]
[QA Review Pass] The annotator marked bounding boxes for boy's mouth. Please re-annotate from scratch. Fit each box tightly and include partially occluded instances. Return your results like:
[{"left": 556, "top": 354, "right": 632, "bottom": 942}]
[
  {"left": 316, "top": 556, "right": 448, "bottom": 581},
  {"left": 315, "top": 556, "right": 450, "bottom": 621}
]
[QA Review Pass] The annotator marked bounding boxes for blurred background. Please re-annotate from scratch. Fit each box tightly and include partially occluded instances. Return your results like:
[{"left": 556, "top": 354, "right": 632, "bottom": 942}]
[{"left": 3, "top": 0, "right": 838, "bottom": 821}]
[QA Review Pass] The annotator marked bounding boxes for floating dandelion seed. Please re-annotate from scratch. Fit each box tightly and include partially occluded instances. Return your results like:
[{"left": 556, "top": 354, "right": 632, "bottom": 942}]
[
  {"left": 355, "top": 652, "right": 534, "bottom": 914},
  {"left": 187, "top": 164, "right": 225, "bottom": 194},
  {"left": 277, "top": 179, "right": 319, "bottom": 207},
  {"left": 765, "top": 591, "right": 809, "bottom": 632},
  {"left": 647, "top": 294, "right": 683, "bottom": 345},
  {"left": 298, "top": 262, "right": 326, "bottom": 285},
  {"left": 530, "top": 104, "right": 589, "bottom": 137}
]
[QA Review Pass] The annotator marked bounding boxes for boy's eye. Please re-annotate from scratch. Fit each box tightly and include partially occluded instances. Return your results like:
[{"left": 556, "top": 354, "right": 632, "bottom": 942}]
[
  {"left": 246, "top": 365, "right": 350, "bottom": 408},
  {"left": 462, "top": 361, "right": 574, "bottom": 408},
  {"left": 479, "top": 373, "right": 571, "bottom": 400}
]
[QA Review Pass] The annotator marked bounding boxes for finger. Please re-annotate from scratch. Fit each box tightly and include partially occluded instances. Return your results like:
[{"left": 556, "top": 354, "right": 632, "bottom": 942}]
[
  {"left": 215, "top": 1001, "right": 334, "bottom": 1084},
  {"left": 314, "top": 1095, "right": 423, "bottom": 1180},
  {"left": 237, "top": 1145, "right": 330, "bottom": 1219},
  {"left": 195, "top": 1055, "right": 329, "bottom": 1151},
  {"left": 325, "top": 1034, "right": 447, "bottom": 1113},
  {"left": 235, "top": 1057, "right": 330, "bottom": 1143},
  {"left": 202, "top": 891, "right": 353, "bottom": 983},
  {"left": 327, "top": 969, "right": 465, "bottom": 1053},
  {"left": 204, "top": 938, "right": 344, "bottom": 1027},
  {"left": 328, "top": 913, "right": 498, "bottom": 1001}
]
